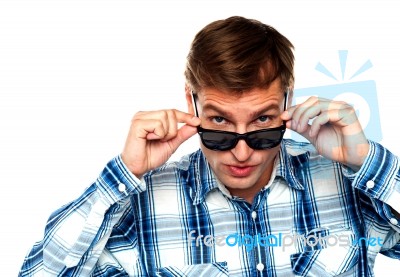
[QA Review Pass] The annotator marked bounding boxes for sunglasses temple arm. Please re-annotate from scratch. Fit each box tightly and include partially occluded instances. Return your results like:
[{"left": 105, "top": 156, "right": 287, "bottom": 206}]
[
  {"left": 284, "top": 90, "right": 289, "bottom": 111},
  {"left": 191, "top": 91, "right": 200, "bottom": 117}
]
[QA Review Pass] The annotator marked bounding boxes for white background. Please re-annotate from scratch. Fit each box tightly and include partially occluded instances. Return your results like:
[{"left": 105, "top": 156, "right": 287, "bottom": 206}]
[{"left": 1, "top": 0, "right": 399, "bottom": 275}]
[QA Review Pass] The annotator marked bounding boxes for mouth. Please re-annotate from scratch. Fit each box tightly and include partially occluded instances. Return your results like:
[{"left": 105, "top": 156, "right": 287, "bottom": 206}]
[{"left": 226, "top": 164, "right": 257, "bottom": 177}]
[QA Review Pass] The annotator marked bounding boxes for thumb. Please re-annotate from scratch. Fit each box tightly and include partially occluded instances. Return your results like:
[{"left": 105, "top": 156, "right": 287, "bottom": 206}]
[
  {"left": 286, "top": 119, "right": 315, "bottom": 144},
  {"left": 168, "top": 124, "right": 198, "bottom": 150}
]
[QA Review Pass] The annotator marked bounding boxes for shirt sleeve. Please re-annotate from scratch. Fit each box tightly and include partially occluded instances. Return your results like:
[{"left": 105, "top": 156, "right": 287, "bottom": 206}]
[
  {"left": 343, "top": 141, "right": 400, "bottom": 224},
  {"left": 351, "top": 142, "right": 400, "bottom": 217},
  {"left": 19, "top": 155, "right": 146, "bottom": 276},
  {"left": 342, "top": 140, "right": 400, "bottom": 258}
]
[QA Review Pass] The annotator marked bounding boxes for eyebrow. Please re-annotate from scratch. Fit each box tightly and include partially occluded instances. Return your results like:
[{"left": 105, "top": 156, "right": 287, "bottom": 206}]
[{"left": 202, "top": 102, "right": 281, "bottom": 120}]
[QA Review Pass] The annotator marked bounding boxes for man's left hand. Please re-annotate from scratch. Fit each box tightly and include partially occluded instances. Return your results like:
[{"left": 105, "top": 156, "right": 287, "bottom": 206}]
[{"left": 281, "top": 96, "right": 370, "bottom": 171}]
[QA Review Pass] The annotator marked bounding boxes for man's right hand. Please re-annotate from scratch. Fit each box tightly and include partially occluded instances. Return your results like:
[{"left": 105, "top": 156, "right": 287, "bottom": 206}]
[{"left": 121, "top": 109, "right": 201, "bottom": 178}]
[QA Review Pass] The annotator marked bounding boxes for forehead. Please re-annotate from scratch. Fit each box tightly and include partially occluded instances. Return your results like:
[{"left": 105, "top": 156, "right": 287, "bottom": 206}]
[{"left": 197, "top": 82, "right": 284, "bottom": 110}]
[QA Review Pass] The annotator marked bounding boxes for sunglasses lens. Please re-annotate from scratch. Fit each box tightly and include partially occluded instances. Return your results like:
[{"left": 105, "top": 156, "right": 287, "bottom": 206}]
[
  {"left": 200, "top": 132, "right": 236, "bottom": 150},
  {"left": 247, "top": 130, "right": 283, "bottom": 149},
  {"left": 198, "top": 126, "right": 285, "bottom": 151}
]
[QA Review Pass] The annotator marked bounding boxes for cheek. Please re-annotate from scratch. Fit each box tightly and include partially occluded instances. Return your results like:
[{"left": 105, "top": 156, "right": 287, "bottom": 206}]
[
  {"left": 254, "top": 147, "right": 280, "bottom": 164},
  {"left": 201, "top": 147, "right": 227, "bottom": 167}
]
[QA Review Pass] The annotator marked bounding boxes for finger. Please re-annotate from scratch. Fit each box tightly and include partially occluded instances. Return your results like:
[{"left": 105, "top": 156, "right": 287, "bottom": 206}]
[
  {"left": 290, "top": 120, "right": 313, "bottom": 141},
  {"left": 283, "top": 97, "right": 317, "bottom": 130},
  {"left": 167, "top": 124, "right": 198, "bottom": 151},
  {"left": 162, "top": 109, "right": 200, "bottom": 141},
  {"left": 287, "top": 97, "right": 349, "bottom": 133},
  {"left": 161, "top": 110, "right": 178, "bottom": 141},
  {"left": 296, "top": 105, "right": 321, "bottom": 133},
  {"left": 309, "top": 107, "right": 362, "bottom": 138},
  {"left": 308, "top": 110, "right": 332, "bottom": 138},
  {"left": 131, "top": 109, "right": 200, "bottom": 142},
  {"left": 296, "top": 98, "right": 350, "bottom": 115},
  {"left": 173, "top": 109, "right": 201, "bottom": 126},
  {"left": 135, "top": 109, "right": 200, "bottom": 125},
  {"left": 284, "top": 100, "right": 317, "bottom": 133},
  {"left": 133, "top": 111, "right": 170, "bottom": 140},
  {"left": 140, "top": 119, "right": 168, "bottom": 140}
]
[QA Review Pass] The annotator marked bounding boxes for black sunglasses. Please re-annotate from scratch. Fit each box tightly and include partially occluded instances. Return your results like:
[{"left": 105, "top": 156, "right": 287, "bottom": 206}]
[{"left": 192, "top": 91, "right": 288, "bottom": 151}]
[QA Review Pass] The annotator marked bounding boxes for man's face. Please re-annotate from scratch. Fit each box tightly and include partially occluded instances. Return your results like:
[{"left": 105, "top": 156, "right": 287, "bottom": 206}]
[{"left": 187, "top": 79, "right": 287, "bottom": 201}]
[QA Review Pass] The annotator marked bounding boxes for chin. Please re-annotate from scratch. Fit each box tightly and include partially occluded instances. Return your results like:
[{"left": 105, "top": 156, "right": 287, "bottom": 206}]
[{"left": 220, "top": 175, "right": 257, "bottom": 189}]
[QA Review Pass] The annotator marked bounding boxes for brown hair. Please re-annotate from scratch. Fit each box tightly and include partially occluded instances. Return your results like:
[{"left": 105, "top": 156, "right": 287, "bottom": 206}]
[{"left": 185, "top": 16, "right": 294, "bottom": 94}]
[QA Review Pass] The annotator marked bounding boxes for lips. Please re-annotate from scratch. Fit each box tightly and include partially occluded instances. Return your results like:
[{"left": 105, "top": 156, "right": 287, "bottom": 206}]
[{"left": 227, "top": 165, "right": 256, "bottom": 177}]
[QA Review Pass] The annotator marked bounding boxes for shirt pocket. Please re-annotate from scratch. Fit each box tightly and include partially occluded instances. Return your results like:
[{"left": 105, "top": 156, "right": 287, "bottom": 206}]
[
  {"left": 290, "top": 244, "right": 359, "bottom": 276},
  {"left": 156, "top": 262, "right": 229, "bottom": 277}
]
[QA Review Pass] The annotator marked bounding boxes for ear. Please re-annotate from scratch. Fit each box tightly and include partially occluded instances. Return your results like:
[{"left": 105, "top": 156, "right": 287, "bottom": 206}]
[{"left": 185, "top": 84, "right": 195, "bottom": 116}]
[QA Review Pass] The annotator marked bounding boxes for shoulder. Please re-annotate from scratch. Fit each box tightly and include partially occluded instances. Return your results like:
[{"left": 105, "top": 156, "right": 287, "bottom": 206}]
[
  {"left": 143, "top": 149, "right": 203, "bottom": 185},
  {"left": 281, "top": 138, "right": 344, "bottom": 179},
  {"left": 282, "top": 138, "right": 317, "bottom": 156},
  {"left": 155, "top": 149, "right": 202, "bottom": 172}
]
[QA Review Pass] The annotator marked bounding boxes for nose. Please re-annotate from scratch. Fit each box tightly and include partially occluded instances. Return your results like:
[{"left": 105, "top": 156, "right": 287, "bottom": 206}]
[{"left": 231, "top": 139, "right": 253, "bottom": 162}]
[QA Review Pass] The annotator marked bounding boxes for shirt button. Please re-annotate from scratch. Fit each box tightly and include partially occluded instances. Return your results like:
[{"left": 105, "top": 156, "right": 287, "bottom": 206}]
[
  {"left": 366, "top": 180, "right": 375, "bottom": 189},
  {"left": 118, "top": 183, "right": 126, "bottom": 192},
  {"left": 390, "top": 218, "right": 398, "bottom": 225},
  {"left": 256, "top": 263, "right": 264, "bottom": 271},
  {"left": 251, "top": 211, "right": 257, "bottom": 220}
]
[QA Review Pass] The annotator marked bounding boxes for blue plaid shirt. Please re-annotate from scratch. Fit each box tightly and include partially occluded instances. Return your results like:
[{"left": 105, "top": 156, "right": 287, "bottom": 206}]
[{"left": 20, "top": 139, "right": 400, "bottom": 276}]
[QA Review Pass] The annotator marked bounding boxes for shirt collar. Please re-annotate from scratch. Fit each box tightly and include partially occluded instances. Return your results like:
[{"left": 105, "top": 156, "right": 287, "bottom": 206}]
[
  {"left": 190, "top": 139, "right": 309, "bottom": 205},
  {"left": 190, "top": 150, "right": 219, "bottom": 205},
  {"left": 276, "top": 139, "right": 309, "bottom": 191}
]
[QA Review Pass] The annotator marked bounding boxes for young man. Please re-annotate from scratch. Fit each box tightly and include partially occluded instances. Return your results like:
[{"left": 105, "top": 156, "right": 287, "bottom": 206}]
[{"left": 20, "top": 16, "right": 400, "bottom": 276}]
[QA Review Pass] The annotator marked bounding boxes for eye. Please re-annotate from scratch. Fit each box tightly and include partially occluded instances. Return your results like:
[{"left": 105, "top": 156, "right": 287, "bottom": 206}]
[
  {"left": 212, "top": 116, "right": 226, "bottom": 124},
  {"left": 258, "top": 115, "right": 270, "bottom": 122}
]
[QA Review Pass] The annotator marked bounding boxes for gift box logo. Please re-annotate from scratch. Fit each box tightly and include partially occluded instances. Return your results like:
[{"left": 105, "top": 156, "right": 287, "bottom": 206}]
[{"left": 289, "top": 50, "right": 382, "bottom": 142}]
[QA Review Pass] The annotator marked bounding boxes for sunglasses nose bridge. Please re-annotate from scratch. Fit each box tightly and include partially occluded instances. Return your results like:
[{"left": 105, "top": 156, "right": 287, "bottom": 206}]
[{"left": 233, "top": 133, "right": 253, "bottom": 150}]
